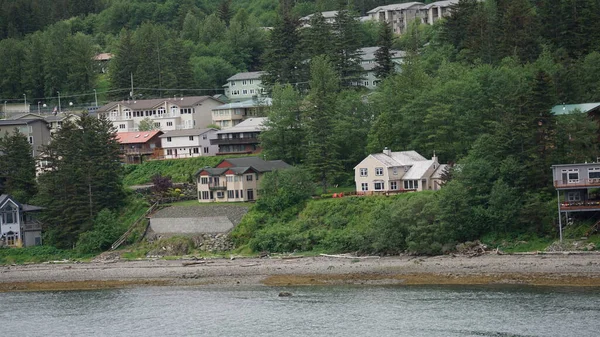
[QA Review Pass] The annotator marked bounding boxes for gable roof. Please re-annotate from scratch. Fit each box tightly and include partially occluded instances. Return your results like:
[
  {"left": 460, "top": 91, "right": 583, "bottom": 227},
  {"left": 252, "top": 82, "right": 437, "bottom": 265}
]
[
  {"left": 359, "top": 47, "right": 406, "bottom": 61},
  {"left": 159, "top": 128, "right": 216, "bottom": 138},
  {"left": 226, "top": 71, "right": 265, "bottom": 81},
  {"left": 212, "top": 98, "right": 272, "bottom": 111},
  {"left": 424, "top": 0, "right": 459, "bottom": 9},
  {"left": 115, "top": 130, "right": 163, "bottom": 144},
  {"left": 368, "top": 2, "right": 425, "bottom": 14},
  {"left": 403, "top": 160, "right": 435, "bottom": 179},
  {"left": 301, "top": 10, "right": 339, "bottom": 21},
  {"left": 551, "top": 103, "right": 600, "bottom": 115},
  {"left": 194, "top": 157, "right": 291, "bottom": 176},
  {"left": 97, "top": 96, "right": 219, "bottom": 113},
  {"left": 6, "top": 112, "right": 44, "bottom": 120},
  {"left": 0, "top": 118, "right": 47, "bottom": 127}
]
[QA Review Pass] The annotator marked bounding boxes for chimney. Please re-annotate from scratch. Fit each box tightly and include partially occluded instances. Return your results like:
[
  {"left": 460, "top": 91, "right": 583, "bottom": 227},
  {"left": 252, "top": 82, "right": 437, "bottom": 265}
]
[{"left": 383, "top": 147, "right": 391, "bottom": 156}]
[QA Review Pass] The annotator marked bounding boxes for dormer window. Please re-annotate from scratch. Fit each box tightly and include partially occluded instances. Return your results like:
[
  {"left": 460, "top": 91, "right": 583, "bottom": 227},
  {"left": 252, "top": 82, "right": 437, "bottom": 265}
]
[{"left": 2, "top": 204, "right": 17, "bottom": 224}]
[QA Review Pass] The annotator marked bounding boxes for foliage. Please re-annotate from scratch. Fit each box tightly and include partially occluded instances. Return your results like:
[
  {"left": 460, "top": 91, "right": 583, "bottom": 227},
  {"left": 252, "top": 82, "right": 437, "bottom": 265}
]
[
  {"left": 35, "top": 114, "right": 125, "bottom": 249},
  {"left": 0, "top": 246, "right": 90, "bottom": 265},
  {"left": 374, "top": 22, "right": 395, "bottom": 80},
  {"left": 76, "top": 209, "right": 120, "bottom": 254},
  {"left": 255, "top": 167, "right": 315, "bottom": 213},
  {"left": 0, "top": 129, "right": 37, "bottom": 201},
  {"left": 137, "top": 117, "right": 158, "bottom": 131}
]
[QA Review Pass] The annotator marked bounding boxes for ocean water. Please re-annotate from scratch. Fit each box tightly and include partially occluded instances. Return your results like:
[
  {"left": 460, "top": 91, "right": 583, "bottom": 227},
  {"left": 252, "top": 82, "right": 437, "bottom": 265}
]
[{"left": 1, "top": 285, "right": 599, "bottom": 337}]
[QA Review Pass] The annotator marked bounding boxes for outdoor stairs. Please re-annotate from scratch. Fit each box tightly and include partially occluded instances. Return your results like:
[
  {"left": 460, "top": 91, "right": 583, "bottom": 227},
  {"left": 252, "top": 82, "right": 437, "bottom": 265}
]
[
  {"left": 585, "top": 219, "right": 600, "bottom": 237},
  {"left": 110, "top": 202, "right": 161, "bottom": 251}
]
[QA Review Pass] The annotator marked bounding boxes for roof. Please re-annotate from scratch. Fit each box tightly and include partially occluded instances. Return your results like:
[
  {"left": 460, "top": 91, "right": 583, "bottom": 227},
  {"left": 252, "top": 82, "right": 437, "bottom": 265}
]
[
  {"left": 368, "top": 2, "right": 425, "bottom": 14},
  {"left": 551, "top": 103, "right": 600, "bottom": 115},
  {"left": 44, "top": 113, "right": 79, "bottom": 122},
  {"left": 431, "top": 164, "right": 449, "bottom": 179},
  {"left": 97, "top": 96, "right": 218, "bottom": 113},
  {"left": 223, "top": 157, "right": 292, "bottom": 172},
  {"left": 115, "top": 130, "right": 163, "bottom": 144},
  {"left": 301, "top": 10, "right": 339, "bottom": 21},
  {"left": 93, "top": 53, "right": 113, "bottom": 61},
  {"left": 216, "top": 117, "right": 267, "bottom": 134},
  {"left": 6, "top": 113, "right": 43, "bottom": 120},
  {"left": 403, "top": 160, "right": 435, "bottom": 179},
  {"left": 424, "top": 0, "right": 459, "bottom": 9},
  {"left": 159, "top": 128, "right": 216, "bottom": 138},
  {"left": 0, "top": 194, "right": 43, "bottom": 211},
  {"left": 371, "top": 150, "right": 427, "bottom": 167},
  {"left": 360, "top": 47, "right": 406, "bottom": 61},
  {"left": 226, "top": 71, "right": 265, "bottom": 81},
  {"left": 0, "top": 118, "right": 46, "bottom": 126},
  {"left": 212, "top": 98, "right": 272, "bottom": 111}
]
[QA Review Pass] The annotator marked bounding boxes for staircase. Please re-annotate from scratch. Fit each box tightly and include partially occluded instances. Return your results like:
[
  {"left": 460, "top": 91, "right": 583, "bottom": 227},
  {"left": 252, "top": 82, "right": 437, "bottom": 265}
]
[
  {"left": 585, "top": 219, "right": 600, "bottom": 237},
  {"left": 110, "top": 202, "right": 160, "bottom": 251}
]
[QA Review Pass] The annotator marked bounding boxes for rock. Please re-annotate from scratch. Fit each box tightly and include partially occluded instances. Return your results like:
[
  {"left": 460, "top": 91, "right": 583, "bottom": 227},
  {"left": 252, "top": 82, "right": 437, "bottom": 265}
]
[{"left": 278, "top": 292, "right": 292, "bottom": 297}]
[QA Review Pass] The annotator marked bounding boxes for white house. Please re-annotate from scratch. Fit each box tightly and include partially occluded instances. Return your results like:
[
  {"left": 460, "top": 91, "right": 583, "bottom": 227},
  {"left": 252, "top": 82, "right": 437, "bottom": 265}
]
[
  {"left": 223, "top": 71, "right": 266, "bottom": 101},
  {"left": 0, "top": 194, "right": 43, "bottom": 247},
  {"left": 354, "top": 148, "right": 447, "bottom": 194},
  {"left": 159, "top": 128, "right": 219, "bottom": 159},
  {"left": 96, "top": 96, "right": 223, "bottom": 133},
  {"left": 211, "top": 98, "right": 272, "bottom": 130}
]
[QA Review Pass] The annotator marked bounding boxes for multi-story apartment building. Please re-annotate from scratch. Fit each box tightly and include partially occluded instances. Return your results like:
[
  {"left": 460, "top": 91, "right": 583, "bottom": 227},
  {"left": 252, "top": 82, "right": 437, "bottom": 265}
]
[
  {"left": 211, "top": 117, "right": 266, "bottom": 155},
  {"left": 0, "top": 118, "right": 51, "bottom": 158},
  {"left": 96, "top": 96, "right": 223, "bottom": 133},
  {"left": 223, "top": 72, "right": 266, "bottom": 101},
  {"left": 195, "top": 157, "right": 291, "bottom": 203},
  {"left": 211, "top": 98, "right": 271, "bottom": 130},
  {"left": 159, "top": 128, "right": 219, "bottom": 159},
  {"left": 367, "top": 2, "right": 425, "bottom": 35},
  {"left": 422, "top": 0, "right": 459, "bottom": 25}
]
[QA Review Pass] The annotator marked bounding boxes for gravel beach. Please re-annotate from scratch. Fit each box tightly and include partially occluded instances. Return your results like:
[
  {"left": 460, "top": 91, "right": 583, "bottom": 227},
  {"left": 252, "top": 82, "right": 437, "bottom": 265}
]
[{"left": 1, "top": 253, "right": 600, "bottom": 291}]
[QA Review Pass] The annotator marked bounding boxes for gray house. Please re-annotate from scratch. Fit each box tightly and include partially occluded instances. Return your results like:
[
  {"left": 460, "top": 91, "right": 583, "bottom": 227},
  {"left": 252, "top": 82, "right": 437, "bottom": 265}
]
[
  {"left": 552, "top": 162, "right": 600, "bottom": 239},
  {"left": 0, "top": 118, "right": 51, "bottom": 158},
  {"left": 0, "top": 194, "right": 43, "bottom": 247}
]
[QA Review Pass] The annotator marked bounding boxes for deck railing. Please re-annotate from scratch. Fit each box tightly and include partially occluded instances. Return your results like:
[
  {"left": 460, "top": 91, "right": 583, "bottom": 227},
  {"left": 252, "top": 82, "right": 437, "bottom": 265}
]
[
  {"left": 560, "top": 200, "right": 600, "bottom": 210},
  {"left": 554, "top": 179, "right": 600, "bottom": 188}
]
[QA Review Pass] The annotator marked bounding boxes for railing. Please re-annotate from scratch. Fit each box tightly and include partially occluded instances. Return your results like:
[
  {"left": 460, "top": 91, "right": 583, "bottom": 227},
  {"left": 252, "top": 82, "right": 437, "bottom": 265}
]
[
  {"left": 208, "top": 182, "right": 227, "bottom": 191},
  {"left": 110, "top": 202, "right": 160, "bottom": 250},
  {"left": 560, "top": 200, "right": 600, "bottom": 211},
  {"left": 122, "top": 148, "right": 156, "bottom": 155},
  {"left": 210, "top": 137, "right": 259, "bottom": 145},
  {"left": 554, "top": 179, "right": 600, "bottom": 188},
  {"left": 22, "top": 221, "right": 42, "bottom": 231}
]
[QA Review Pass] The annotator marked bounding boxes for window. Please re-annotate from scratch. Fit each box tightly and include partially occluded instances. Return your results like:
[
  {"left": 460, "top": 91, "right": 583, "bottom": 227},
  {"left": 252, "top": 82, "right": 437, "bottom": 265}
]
[
  {"left": 154, "top": 122, "right": 161, "bottom": 128},
  {"left": 2, "top": 205, "right": 17, "bottom": 224},
  {"left": 246, "top": 174, "right": 253, "bottom": 181},
  {"left": 563, "top": 168, "right": 579, "bottom": 183},
  {"left": 204, "top": 147, "right": 209, "bottom": 153},
  {"left": 167, "top": 137, "right": 172, "bottom": 142},
  {"left": 201, "top": 177, "right": 208, "bottom": 184},
  {"left": 231, "top": 81, "right": 236, "bottom": 86},
  {"left": 249, "top": 79, "right": 254, "bottom": 84},
  {"left": 240, "top": 190, "right": 244, "bottom": 198},
  {"left": 242, "top": 89, "right": 248, "bottom": 95},
  {"left": 119, "top": 124, "right": 125, "bottom": 129},
  {"left": 589, "top": 167, "right": 600, "bottom": 180},
  {"left": 201, "top": 191, "right": 210, "bottom": 199},
  {"left": 250, "top": 89, "right": 255, "bottom": 94},
  {"left": 167, "top": 149, "right": 173, "bottom": 155},
  {"left": 404, "top": 180, "right": 418, "bottom": 189},
  {"left": 193, "top": 148, "right": 199, "bottom": 154},
  {"left": 228, "top": 190, "right": 235, "bottom": 198},
  {"left": 28, "top": 136, "right": 34, "bottom": 144},
  {"left": 166, "top": 122, "right": 173, "bottom": 127},
  {"left": 392, "top": 167, "right": 398, "bottom": 175},
  {"left": 374, "top": 182, "right": 384, "bottom": 190},
  {"left": 375, "top": 167, "right": 384, "bottom": 176},
  {"left": 242, "top": 80, "right": 248, "bottom": 85},
  {"left": 235, "top": 190, "right": 239, "bottom": 198},
  {"left": 567, "top": 191, "right": 581, "bottom": 202},
  {"left": 203, "top": 135, "right": 207, "bottom": 140},
  {"left": 390, "top": 181, "right": 398, "bottom": 190},
  {"left": 227, "top": 176, "right": 234, "bottom": 182},
  {"left": 189, "top": 136, "right": 194, "bottom": 141},
  {"left": 361, "top": 183, "right": 368, "bottom": 191},
  {"left": 360, "top": 168, "right": 368, "bottom": 177}
]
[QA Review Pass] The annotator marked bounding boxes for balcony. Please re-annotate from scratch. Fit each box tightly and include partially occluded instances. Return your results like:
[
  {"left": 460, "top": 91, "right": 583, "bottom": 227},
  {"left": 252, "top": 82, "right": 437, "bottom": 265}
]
[
  {"left": 122, "top": 148, "right": 155, "bottom": 155},
  {"left": 210, "top": 137, "right": 259, "bottom": 145},
  {"left": 208, "top": 182, "right": 227, "bottom": 191},
  {"left": 554, "top": 179, "right": 600, "bottom": 189},
  {"left": 22, "top": 221, "right": 42, "bottom": 231},
  {"left": 560, "top": 200, "right": 600, "bottom": 211}
]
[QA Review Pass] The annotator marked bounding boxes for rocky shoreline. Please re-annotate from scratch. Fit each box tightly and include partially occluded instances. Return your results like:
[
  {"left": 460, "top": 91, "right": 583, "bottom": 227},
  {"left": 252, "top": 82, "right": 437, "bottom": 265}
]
[{"left": 1, "top": 253, "right": 599, "bottom": 292}]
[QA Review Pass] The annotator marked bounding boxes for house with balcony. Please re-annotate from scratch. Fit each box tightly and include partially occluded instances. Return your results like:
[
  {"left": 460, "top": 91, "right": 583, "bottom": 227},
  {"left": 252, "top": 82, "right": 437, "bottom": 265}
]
[
  {"left": 116, "top": 130, "right": 163, "bottom": 164},
  {"left": 195, "top": 157, "right": 291, "bottom": 203},
  {"left": 422, "top": 0, "right": 458, "bottom": 25},
  {"left": 159, "top": 128, "right": 218, "bottom": 159},
  {"left": 367, "top": 2, "right": 425, "bottom": 35},
  {"left": 96, "top": 96, "right": 223, "bottom": 133},
  {"left": 354, "top": 148, "right": 447, "bottom": 194},
  {"left": 211, "top": 98, "right": 271, "bottom": 129},
  {"left": 211, "top": 117, "right": 266, "bottom": 155},
  {"left": 0, "top": 194, "right": 43, "bottom": 247},
  {"left": 0, "top": 118, "right": 51, "bottom": 158},
  {"left": 223, "top": 71, "right": 266, "bottom": 101}
]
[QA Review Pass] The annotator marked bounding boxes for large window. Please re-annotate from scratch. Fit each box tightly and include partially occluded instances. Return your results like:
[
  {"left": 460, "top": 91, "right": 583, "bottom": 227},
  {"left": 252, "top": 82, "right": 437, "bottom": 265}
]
[
  {"left": 374, "top": 182, "right": 384, "bottom": 190},
  {"left": 227, "top": 190, "right": 235, "bottom": 198},
  {"left": 2, "top": 205, "right": 17, "bottom": 224},
  {"left": 375, "top": 167, "right": 384, "bottom": 176},
  {"left": 563, "top": 168, "right": 579, "bottom": 183},
  {"left": 246, "top": 174, "right": 253, "bottom": 181},
  {"left": 589, "top": 167, "right": 600, "bottom": 180},
  {"left": 361, "top": 183, "right": 368, "bottom": 191},
  {"left": 403, "top": 180, "right": 419, "bottom": 190},
  {"left": 201, "top": 177, "right": 208, "bottom": 184},
  {"left": 390, "top": 181, "right": 398, "bottom": 190},
  {"left": 360, "top": 168, "right": 368, "bottom": 177},
  {"left": 201, "top": 191, "right": 210, "bottom": 199}
]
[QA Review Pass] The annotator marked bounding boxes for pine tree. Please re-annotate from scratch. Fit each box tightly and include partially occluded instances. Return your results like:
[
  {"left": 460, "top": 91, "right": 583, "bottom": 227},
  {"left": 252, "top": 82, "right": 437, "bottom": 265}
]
[
  {"left": 109, "top": 29, "right": 137, "bottom": 99},
  {"left": 331, "top": 7, "right": 363, "bottom": 87},
  {"left": 37, "top": 113, "right": 125, "bottom": 249},
  {"left": 304, "top": 56, "right": 342, "bottom": 192},
  {"left": 0, "top": 129, "right": 37, "bottom": 202},
  {"left": 303, "top": 12, "right": 333, "bottom": 60},
  {"left": 261, "top": 0, "right": 305, "bottom": 90},
  {"left": 374, "top": 22, "right": 394, "bottom": 80},
  {"left": 217, "top": 0, "right": 233, "bottom": 27}
]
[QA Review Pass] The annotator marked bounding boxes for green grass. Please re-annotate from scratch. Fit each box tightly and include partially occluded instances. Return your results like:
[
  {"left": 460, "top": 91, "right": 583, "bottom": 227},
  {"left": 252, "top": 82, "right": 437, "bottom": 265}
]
[
  {"left": 0, "top": 246, "right": 92, "bottom": 265},
  {"left": 123, "top": 155, "right": 250, "bottom": 186}
]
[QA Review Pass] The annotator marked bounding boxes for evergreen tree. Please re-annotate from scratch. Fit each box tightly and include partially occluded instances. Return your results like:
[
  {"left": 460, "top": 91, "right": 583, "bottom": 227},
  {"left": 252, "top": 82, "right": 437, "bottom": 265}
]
[
  {"left": 109, "top": 29, "right": 137, "bottom": 99},
  {"left": 303, "top": 12, "right": 333, "bottom": 60},
  {"left": 217, "top": 0, "right": 233, "bottom": 27},
  {"left": 261, "top": 0, "right": 305, "bottom": 90},
  {"left": 0, "top": 130, "right": 37, "bottom": 202},
  {"left": 37, "top": 113, "right": 125, "bottom": 249},
  {"left": 374, "top": 22, "right": 394, "bottom": 80},
  {"left": 260, "top": 84, "right": 305, "bottom": 164},
  {"left": 304, "top": 56, "right": 342, "bottom": 191},
  {"left": 331, "top": 7, "right": 363, "bottom": 87}
]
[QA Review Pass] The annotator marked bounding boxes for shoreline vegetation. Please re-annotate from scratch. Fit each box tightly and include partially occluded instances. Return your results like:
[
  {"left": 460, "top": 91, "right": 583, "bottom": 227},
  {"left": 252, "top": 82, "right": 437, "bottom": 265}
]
[{"left": 1, "top": 253, "right": 599, "bottom": 292}]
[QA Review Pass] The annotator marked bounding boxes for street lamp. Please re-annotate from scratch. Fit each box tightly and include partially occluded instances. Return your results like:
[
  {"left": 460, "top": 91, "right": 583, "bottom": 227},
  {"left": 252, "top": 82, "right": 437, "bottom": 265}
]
[
  {"left": 93, "top": 89, "right": 98, "bottom": 107},
  {"left": 57, "top": 91, "right": 61, "bottom": 113},
  {"left": 23, "top": 94, "right": 27, "bottom": 112}
]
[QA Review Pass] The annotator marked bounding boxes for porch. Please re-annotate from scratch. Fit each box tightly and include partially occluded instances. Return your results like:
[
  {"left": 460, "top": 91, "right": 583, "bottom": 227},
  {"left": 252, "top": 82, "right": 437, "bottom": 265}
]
[{"left": 554, "top": 179, "right": 600, "bottom": 189}]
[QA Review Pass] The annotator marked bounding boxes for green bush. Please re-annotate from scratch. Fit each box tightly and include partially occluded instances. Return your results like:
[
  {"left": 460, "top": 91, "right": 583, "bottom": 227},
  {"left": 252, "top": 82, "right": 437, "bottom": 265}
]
[{"left": 0, "top": 246, "right": 88, "bottom": 264}]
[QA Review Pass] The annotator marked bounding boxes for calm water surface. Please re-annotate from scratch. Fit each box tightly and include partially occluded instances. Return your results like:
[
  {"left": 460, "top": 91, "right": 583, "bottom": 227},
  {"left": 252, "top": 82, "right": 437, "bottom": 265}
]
[{"left": 1, "top": 285, "right": 599, "bottom": 337}]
